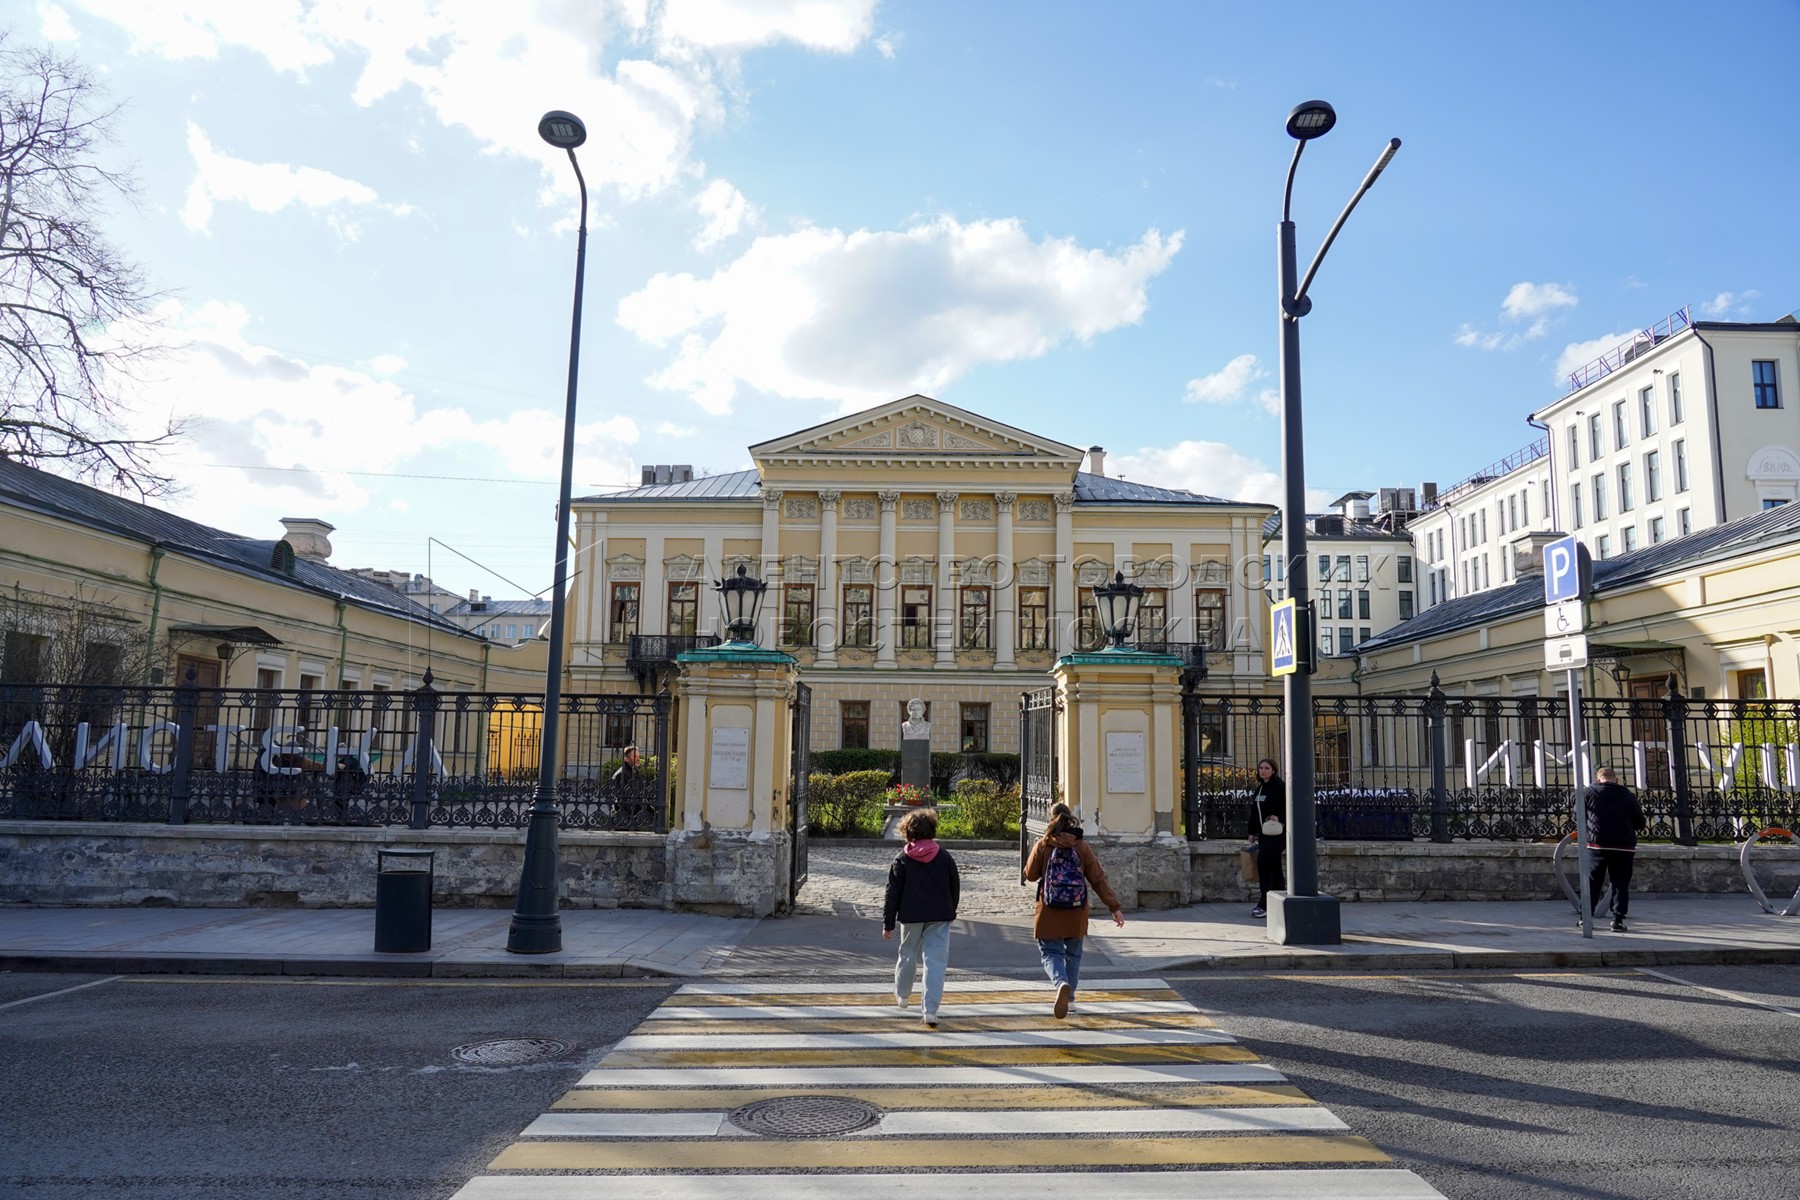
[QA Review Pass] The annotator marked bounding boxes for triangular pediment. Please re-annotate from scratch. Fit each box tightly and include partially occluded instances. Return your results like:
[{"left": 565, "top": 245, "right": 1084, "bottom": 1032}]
[{"left": 750, "top": 395, "right": 1084, "bottom": 464}]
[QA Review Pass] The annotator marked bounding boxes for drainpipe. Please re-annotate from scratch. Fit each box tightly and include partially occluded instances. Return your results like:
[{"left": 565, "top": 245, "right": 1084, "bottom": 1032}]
[
  {"left": 333, "top": 596, "right": 350, "bottom": 687},
  {"left": 143, "top": 544, "right": 167, "bottom": 683},
  {"left": 480, "top": 639, "right": 492, "bottom": 692},
  {"left": 1526, "top": 414, "right": 1559, "bottom": 530},
  {"left": 1692, "top": 327, "right": 1728, "bottom": 525}
]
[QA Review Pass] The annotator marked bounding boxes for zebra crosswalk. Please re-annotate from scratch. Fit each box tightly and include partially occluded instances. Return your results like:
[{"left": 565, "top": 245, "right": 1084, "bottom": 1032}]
[{"left": 451, "top": 976, "right": 1446, "bottom": 1199}]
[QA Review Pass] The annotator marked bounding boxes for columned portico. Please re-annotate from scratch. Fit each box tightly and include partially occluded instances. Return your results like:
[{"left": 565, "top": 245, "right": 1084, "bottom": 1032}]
[
  {"left": 758, "top": 488, "right": 782, "bottom": 646},
  {"left": 995, "top": 491, "right": 1016, "bottom": 669},
  {"left": 1053, "top": 490, "right": 1076, "bottom": 655},
  {"left": 935, "top": 491, "right": 958, "bottom": 669},
  {"left": 875, "top": 489, "right": 899, "bottom": 669},
  {"left": 816, "top": 490, "right": 840, "bottom": 666}
]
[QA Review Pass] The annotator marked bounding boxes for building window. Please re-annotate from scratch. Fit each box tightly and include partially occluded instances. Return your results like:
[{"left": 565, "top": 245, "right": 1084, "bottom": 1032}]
[
  {"left": 958, "top": 586, "right": 991, "bottom": 649},
  {"left": 1571, "top": 482, "right": 1583, "bottom": 528},
  {"left": 1479, "top": 511, "right": 1487, "bottom": 542},
  {"left": 1674, "top": 438, "right": 1688, "bottom": 492},
  {"left": 960, "top": 703, "right": 990, "bottom": 753},
  {"left": 1567, "top": 423, "right": 1580, "bottom": 469},
  {"left": 1735, "top": 669, "right": 1769, "bottom": 700},
  {"left": 1337, "top": 588, "right": 1352, "bottom": 620},
  {"left": 1019, "top": 586, "right": 1050, "bottom": 650},
  {"left": 1677, "top": 507, "right": 1691, "bottom": 536},
  {"left": 1622, "top": 525, "right": 1637, "bottom": 552},
  {"left": 780, "top": 584, "right": 814, "bottom": 647},
  {"left": 841, "top": 584, "right": 874, "bottom": 647},
  {"left": 1397, "top": 554, "right": 1413, "bottom": 583},
  {"left": 505, "top": 624, "right": 517, "bottom": 639},
  {"left": 1077, "top": 593, "right": 1103, "bottom": 651},
  {"left": 1753, "top": 360, "right": 1781, "bottom": 409},
  {"left": 1355, "top": 555, "right": 1369, "bottom": 583},
  {"left": 1338, "top": 627, "right": 1354, "bottom": 656},
  {"left": 900, "top": 586, "right": 932, "bottom": 648},
  {"left": 1764, "top": 498, "right": 1789, "bottom": 510},
  {"left": 667, "top": 581, "right": 700, "bottom": 638},
  {"left": 1138, "top": 588, "right": 1167, "bottom": 645},
  {"left": 840, "top": 700, "right": 870, "bottom": 749},
  {"left": 1320, "top": 626, "right": 1334, "bottom": 657},
  {"left": 1399, "top": 591, "right": 1414, "bottom": 620},
  {"left": 1588, "top": 413, "right": 1602, "bottom": 460},
  {"left": 1639, "top": 385, "right": 1657, "bottom": 436},
  {"left": 1617, "top": 462, "right": 1633, "bottom": 511},
  {"left": 1592, "top": 472, "right": 1608, "bottom": 520},
  {"left": 1613, "top": 398, "right": 1629, "bottom": 449},
  {"left": 609, "top": 583, "right": 640, "bottom": 642},
  {"left": 1649, "top": 516, "right": 1665, "bottom": 544},
  {"left": 1335, "top": 554, "right": 1351, "bottom": 581},
  {"left": 1194, "top": 589, "right": 1226, "bottom": 650},
  {"left": 1358, "top": 627, "right": 1371, "bottom": 645},
  {"left": 1644, "top": 450, "right": 1661, "bottom": 502},
  {"left": 1595, "top": 534, "right": 1610, "bottom": 560},
  {"left": 1316, "top": 554, "right": 1330, "bottom": 582},
  {"left": 1357, "top": 589, "right": 1371, "bottom": 620},
  {"left": 1669, "top": 372, "right": 1683, "bottom": 423},
  {"left": 1508, "top": 495, "right": 1518, "bottom": 530}
]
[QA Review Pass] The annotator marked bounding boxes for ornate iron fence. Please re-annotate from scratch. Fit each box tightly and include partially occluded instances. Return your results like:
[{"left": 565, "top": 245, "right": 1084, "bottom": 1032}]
[
  {"left": 0, "top": 676, "right": 669, "bottom": 832},
  {"left": 1018, "top": 685, "right": 1059, "bottom": 878}
]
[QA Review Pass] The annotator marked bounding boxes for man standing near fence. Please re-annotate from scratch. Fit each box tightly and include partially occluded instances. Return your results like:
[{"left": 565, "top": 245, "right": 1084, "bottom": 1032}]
[{"left": 1583, "top": 766, "right": 1647, "bottom": 932}]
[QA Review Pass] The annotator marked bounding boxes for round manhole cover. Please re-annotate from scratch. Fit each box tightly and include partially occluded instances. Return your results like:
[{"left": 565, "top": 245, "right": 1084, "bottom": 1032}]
[
  {"left": 727, "top": 1095, "right": 884, "bottom": 1139},
  {"left": 451, "top": 1037, "right": 573, "bottom": 1066}
]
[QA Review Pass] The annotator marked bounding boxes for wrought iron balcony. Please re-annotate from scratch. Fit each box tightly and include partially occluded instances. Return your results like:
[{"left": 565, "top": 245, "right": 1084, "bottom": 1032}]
[{"left": 627, "top": 633, "right": 722, "bottom": 678}]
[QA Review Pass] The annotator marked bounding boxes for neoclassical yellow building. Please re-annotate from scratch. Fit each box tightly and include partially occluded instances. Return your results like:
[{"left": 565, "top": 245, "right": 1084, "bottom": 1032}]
[{"left": 567, "top": 396, "right": 1276, "bottom": 754}]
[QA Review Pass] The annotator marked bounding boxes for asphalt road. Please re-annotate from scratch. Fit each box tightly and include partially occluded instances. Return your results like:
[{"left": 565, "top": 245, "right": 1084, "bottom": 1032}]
[
  {"left": 0, "top": 971, "right": 674, "bottom": 1199},
  {"left": 2, "top": 965, "right": 1795, "bottom": 1198},
  {"left": 1169, "top": 965, "right": 1800, "bottom": 1200}
]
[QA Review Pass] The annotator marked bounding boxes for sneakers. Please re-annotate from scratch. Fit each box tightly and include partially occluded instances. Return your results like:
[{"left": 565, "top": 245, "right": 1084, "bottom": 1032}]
[
  {"left": 1250, "top": 906, "right": 1266, "bottom": 918},
  {"left": 922, "top": 1011, "right": 939, "bottom": 1028},
  {"left": 1611, "top": 917, "right": 1627, "bottom": 933},
  {"left": 1053, "top": 982, "right": 1072, "bottom": 1020},
  {"left": 894, "top": 993, "right": 908, "bottom": 1009}
]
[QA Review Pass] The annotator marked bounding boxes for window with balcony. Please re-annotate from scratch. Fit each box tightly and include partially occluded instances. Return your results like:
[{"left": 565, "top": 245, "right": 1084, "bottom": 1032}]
[
  {"left": 840, "top": 700, "right": 869, "bottom": 749},
  {"left": 958, "top": 586, "right": 991, "bottom": 650},
  {"left": 667, "top": 581, "right": 700, "bottom": 638},
  {"left": 1754, "top": 360, "right": 1781, "bottom": 409},
  {"left": 841, "top": 584, "right": 874, "bottom": 647},
  {"left": 960, "top": 703, "right": 991, "bottom": 753},
  {"left": 780, "top": 584, "right": 814, "bottom": 647},
  {"left": 608, "top": 582, "right": 640, "bottom": 642},
  {"left": 900, "top": 586, "right": 932, "bottom": 649},
  {"left": 1194, "top": 589, "right": 1226, "bottom": 650},
  {"left": 1019, "top": 586, "right": 1050, "bottom": 650},
  {"left": 1639, "top": 385, "right": 1657, "bottom": 435}
]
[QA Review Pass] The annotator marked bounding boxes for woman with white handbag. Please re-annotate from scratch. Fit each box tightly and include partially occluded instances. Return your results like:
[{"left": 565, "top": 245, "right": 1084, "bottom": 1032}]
[{"left": 1247, "top": 758, "right": 1287, "bottom": 918}]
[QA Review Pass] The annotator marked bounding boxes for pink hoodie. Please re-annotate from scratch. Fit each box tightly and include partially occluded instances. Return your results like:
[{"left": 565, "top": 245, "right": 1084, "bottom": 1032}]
[{"left": 904, "top": 838, "right": 940, "bottom": 863}]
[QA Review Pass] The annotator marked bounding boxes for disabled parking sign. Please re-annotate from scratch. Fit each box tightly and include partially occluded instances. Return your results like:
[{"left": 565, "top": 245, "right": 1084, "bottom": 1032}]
[{"left": 1270, "top": 598, "right": 1298, "bottom": 677}]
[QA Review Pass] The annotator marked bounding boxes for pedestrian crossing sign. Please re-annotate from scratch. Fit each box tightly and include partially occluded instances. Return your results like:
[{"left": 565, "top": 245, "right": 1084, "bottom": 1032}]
[{"left": 1270, "top": 598, "right": 1298, "bottom": 676}]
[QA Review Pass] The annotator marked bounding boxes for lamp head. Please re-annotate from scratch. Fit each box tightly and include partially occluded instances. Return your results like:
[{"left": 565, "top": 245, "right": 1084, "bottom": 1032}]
[
  {"left": 1286, "top": 100, "right": 1337, "bottom": 140},
  {"left": 538, "top": 110, "right": 587, "bottom": 149}
]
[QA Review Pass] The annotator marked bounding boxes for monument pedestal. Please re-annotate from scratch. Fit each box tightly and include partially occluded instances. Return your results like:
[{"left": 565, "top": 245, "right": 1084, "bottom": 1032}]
[{"left": 900, "top": 738, "right": 931, "bottom": 793}]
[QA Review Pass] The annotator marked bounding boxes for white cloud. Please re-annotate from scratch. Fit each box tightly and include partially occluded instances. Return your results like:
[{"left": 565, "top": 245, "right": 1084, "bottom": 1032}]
[
  {"left": 1457, "top": 280, "right": 1579, "bottom": 351},
  {"left": 1554, "top": 329, "right": 1637, "bottom": 385},
  {"left": 1184, "top": 354, "right": 1259, "bottom": 405},
  {"left": 1111, "top": 440, "right": 1327, "bottom": 510},
  {"left": 369, "top": 354, "right": 408, "bottom": 374},
  {"left": 692, "top": 178, "right": 756, "bottom": 251},
  {"left": 655, "top": 421, "right": 697, "bottom": 437},
  {"left": 38, "top": 2, "right": 79, "bottom": 40},
  {"left": 182, "top": 123, "right": 404, "bottom": 236},
  {"left": 656, "top": 0, "right": 877, "bottom": 52},
  {"left": 1700, "top": 289, "right": 1761, "bottom": 317},
  {"left": 617, "top": 216, "right": 1183, "bottom": 414}
]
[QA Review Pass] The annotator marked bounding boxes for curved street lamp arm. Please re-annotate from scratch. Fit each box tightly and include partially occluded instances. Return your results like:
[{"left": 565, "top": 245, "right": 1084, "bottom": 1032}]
[
  {"left": 568, "top": 147, "right": 588, "bottom": 231},
  {"left": 1293, "top": 137, "right": 1400, "bottom": 308},
  {"left": 1281, "top": 139, "right": 1306, "bottom": 225}
]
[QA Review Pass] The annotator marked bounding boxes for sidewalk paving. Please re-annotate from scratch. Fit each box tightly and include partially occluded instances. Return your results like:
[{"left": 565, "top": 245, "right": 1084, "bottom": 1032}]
[{"left": 3, "top": 894, "right": 1797, "bottom": 979}]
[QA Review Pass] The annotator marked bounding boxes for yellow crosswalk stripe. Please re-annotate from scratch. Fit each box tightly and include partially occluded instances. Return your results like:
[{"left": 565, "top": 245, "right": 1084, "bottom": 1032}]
[
  {"left": 599, "top": 1043, "right": 1260, "bottom": 1067},
  {"left": 551, "top": 1083, "right": 1317, "bottom": 1111},
  {"left": 630, "top": 1012, "right": 1219, "bottom": 1034},
  {"left": 489, "top": 1134, "right": 1392, "bottom": 1171},
  {"left": 667, "top": 987, "right": 1181, "bottom": 1006}
]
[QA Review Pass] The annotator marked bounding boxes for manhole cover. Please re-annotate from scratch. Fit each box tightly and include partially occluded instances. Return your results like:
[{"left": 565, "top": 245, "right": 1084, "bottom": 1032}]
[
  {"left": 727, "top": 1095, "right": 884, "bottom": 1138},
  {"left": 451, "top": 1037, "right": 573, "bottom": 1065}
]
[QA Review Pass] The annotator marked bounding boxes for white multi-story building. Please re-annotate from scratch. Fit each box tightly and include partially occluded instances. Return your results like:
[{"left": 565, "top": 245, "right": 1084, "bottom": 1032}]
[
  {"left": 1263, "top": 490, "right": 1419, "bottom": 656},
  {"left": 1408, "top": 444, "right": 1556, "bottom": 611},
  {"left": 1531, "top": 308, "right": 1800, "bottom": 560}
]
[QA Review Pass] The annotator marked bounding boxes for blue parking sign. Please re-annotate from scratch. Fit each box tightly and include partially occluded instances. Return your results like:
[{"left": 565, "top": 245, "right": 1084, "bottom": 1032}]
[
  {"left": 1543, "top": 535, "right": 1591, "bottom": 605},
  {"left": 1270, "top": 598, "right": 1298, "bottom": 677}
]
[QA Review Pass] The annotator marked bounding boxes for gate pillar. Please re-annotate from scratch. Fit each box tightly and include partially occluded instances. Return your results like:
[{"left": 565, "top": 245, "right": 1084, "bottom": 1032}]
[
  {"left": 1052, "top": 648, "right": 1190, "bottom": 909},
  {"left": 670, "top": 644, "right": 798, "bottom": 917}
]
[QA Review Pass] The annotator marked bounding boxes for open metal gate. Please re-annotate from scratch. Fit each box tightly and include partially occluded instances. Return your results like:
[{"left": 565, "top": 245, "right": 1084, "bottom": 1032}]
[
  {"left": 789, "top": 680, "right": 812, "bottom": 903},
  {"left": 1018, "top": 685, "right": 1059, "bottom": 882}
]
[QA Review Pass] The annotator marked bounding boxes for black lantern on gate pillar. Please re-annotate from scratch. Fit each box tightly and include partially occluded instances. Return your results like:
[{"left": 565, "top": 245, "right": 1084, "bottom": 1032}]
[
  {"left": 1090, "top": 570, "right": 1145, "bottom": 650},
  {"left": 715, "top": 565, "right": 769, "bottom": 645}
]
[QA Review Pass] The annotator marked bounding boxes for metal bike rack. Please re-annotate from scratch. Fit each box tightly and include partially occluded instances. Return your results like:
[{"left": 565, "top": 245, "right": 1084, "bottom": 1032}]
[
  {"left": 1739, "top": 827, "right": 1800, "bottom": 917},
  {"left": 1552, "top": 832, "right": 1612, "bottom": 917}
]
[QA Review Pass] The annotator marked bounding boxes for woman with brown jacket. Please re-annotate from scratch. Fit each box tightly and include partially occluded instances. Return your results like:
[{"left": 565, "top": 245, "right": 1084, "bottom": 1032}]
[{"left": 1023, "top": 802, "right": 1124, "bottom": 1019}]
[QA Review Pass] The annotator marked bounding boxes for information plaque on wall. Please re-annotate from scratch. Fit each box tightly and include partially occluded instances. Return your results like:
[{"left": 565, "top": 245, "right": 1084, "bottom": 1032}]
[
  {"left": 1104, "top": 731, "right": 1146, "bottom": 794},
  {"left": 709, "top": 727, "right": 750, "bottom": 790}
]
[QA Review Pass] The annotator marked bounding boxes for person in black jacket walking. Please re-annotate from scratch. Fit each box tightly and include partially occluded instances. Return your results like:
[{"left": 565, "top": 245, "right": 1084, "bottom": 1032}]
[
  {"left": 1583, "top": 766, "right": 1647, "bottom": 932},
  {"left": 1247, "top": 758, "right": 1287, "bottom": 918},
  {"left": 883, "top": 807, "right": 960, "bottom": 1026}
]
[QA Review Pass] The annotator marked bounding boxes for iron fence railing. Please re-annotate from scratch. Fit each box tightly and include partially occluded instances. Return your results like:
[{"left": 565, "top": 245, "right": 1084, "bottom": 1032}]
[{"left": 0, "top": 676, "right": 669, "bottom": 832}]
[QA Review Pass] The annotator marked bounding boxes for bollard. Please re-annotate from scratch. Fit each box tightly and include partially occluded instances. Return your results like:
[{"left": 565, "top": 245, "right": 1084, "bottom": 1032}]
[{"left": 374, "top": 847, "right": 434, "bottom": 953}]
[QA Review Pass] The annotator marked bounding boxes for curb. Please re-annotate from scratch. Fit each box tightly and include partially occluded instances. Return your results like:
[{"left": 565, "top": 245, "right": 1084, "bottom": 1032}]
[{"left": 0, "top": 952, "right": 684, "bottom": 980}]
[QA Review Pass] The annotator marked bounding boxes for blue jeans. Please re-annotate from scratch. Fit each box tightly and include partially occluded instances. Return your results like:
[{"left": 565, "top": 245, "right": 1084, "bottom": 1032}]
[
  {"left": 1036, "top": 936, "right": 1085, "bottom": 993},
  {"left": 894, "top": 921, "right": 952, "bottom": 1014}
]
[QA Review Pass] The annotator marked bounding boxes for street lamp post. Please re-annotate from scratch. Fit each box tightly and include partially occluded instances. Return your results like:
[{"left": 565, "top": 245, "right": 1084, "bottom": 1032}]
[
  {"left": 507, "top": 109, "right": 590, "bottom": 955},
  {"left": 1272, "top": 100, "right": 1399, "bottom": 946}
]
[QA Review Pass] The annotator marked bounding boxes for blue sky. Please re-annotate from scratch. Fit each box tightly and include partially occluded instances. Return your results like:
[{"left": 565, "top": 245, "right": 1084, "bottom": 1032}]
[{"left": 24, "top": 1, "right": 1800, "bottom": 599}]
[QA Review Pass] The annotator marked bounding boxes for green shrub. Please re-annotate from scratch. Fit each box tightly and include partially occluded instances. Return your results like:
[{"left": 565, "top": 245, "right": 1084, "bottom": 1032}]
[
  {"left": 811, "top": 748, "right": 901, "bottom": 779},
  {"left": 953, "top": 778, "right": 1019, "bottom": 838},
  {"left": 807, "top": 769, "right": 890, "bottom": 835}
]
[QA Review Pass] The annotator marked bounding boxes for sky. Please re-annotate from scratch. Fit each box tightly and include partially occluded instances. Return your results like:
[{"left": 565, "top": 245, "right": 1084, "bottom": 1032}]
[{"left": 17, "top": 0, "right": 1800, "bottom": 602}]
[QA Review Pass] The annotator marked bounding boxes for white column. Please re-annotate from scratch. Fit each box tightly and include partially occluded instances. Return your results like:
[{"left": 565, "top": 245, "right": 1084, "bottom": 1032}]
[
  {"left": 875, "top": 490, "right": 899, "bottom": 670},
  {"left": 1053, "top": 490, "right": 1076, "bottom": 655},
  {"left": 759, "top": 488, "right": 782, "bottom": 647},
  {"left": 643, "top": 531, "right": 667, "bottom": 635},
  {"left": 994, "top": 491, "right": 1016, "bottom": 669},
  {"left": 816, "top": 490, "right": 840, "bottom": 667},
  {"left": 935, "top": 491, "right": 958, "bottom": 669}
]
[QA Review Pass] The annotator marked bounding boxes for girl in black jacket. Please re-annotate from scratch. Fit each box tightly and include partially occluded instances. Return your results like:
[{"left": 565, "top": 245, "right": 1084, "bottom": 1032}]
[
  {"left": 1247, "top": 758, "right": 1287, "bottom": 918},
  {"left": 882, "top": 807, "right": 960, "bottom": 1027}
]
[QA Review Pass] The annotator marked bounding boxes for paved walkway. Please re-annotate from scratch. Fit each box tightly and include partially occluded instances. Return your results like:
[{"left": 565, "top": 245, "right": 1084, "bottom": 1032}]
[
  {"left": 4, "top": 839, "right": 1798, "bottom": 978},
  {"left": 447, "top": 976, "right": 1448, "bottom": 1198}
]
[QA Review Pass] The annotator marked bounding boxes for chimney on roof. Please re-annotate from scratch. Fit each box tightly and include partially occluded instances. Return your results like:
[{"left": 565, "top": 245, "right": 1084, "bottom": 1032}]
[
  {"left": 1512, "top": 530, "right": 1565, "bottom": 578},
  {"left": 641, "top": 466, "right": 655, "bottom": 485},
  {"left": 278, "top": 518, "right": 335, "bottom": 564},
  {"left": 1420, "top": 481, "right": 1438, "bottom": 507},
  {"left": 470, "top": 588, "right": 479, "bottom": 602},
  {"left": 1087, "top": 446, "right": 1106, "bottom": 477}
]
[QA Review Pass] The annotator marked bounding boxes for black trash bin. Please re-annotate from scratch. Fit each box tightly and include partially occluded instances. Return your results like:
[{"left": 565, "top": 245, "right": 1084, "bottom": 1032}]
[{"left": 374, "top": 848, "right": 434, "bottom": 953}]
